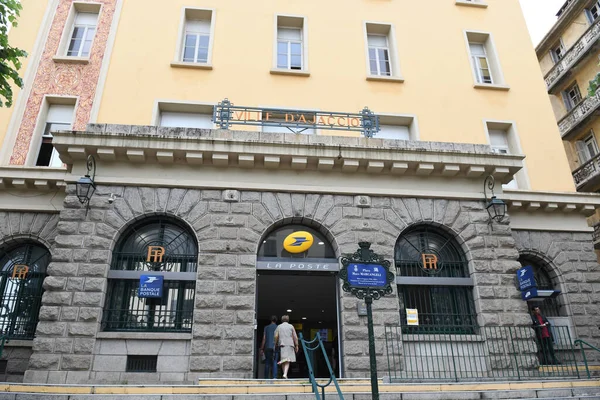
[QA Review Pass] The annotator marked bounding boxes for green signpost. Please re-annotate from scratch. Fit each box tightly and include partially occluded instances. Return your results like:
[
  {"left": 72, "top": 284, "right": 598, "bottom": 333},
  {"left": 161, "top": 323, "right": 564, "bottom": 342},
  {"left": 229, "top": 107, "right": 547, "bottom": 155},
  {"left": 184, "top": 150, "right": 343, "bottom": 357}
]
[{"left": 339, "top": 242, "right": 394, "bottom": 400}]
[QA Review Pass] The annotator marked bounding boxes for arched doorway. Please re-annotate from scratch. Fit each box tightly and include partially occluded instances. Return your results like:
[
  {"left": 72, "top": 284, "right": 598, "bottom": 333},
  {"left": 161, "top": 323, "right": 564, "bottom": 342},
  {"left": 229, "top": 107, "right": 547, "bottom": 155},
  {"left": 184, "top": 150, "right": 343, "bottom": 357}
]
[
  {"left": 255, "top": 224, "right": 340, "bottom": 379},
  {"left": 0, "top": 241, "right": 50, "bottom": 339}
]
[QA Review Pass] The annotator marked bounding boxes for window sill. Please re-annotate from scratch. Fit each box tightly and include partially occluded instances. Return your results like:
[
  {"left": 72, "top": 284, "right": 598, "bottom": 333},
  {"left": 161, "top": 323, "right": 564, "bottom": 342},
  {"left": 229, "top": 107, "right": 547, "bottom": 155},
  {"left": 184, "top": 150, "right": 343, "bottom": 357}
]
[
  {"left": 53, "top": 56, "right": 89, "bottom": 65},
  {"left": 170, "top": 61, "right": 213, "bottom": 70},
  {"left": 270, "top": 68, "right": 310, "bottom": 77},
  {"left": 5, "top": 340, "right": 33, "bottom": 347},
  {"left": 474, "top": 83, "right": 510, "bottom": 91},
  {"left": 366, "top": 75, "right": 405, "bottom": 83},
  {"left": 97, "top": 332, "right": 192, "bottom": 340},
  {"left": 455, "top": 0, "right": 488, "bottom": 7}
]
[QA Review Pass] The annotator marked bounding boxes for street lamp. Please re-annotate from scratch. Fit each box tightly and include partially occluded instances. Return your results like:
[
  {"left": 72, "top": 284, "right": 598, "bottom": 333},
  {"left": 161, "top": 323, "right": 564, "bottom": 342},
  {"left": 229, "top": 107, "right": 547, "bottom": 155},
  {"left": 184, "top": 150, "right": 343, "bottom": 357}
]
[
  {"left": 76, "top": 155, "right": 97, "bottom": 208},
  {"left": 484, "top": 175, "right": 507, "bottom": 224}
]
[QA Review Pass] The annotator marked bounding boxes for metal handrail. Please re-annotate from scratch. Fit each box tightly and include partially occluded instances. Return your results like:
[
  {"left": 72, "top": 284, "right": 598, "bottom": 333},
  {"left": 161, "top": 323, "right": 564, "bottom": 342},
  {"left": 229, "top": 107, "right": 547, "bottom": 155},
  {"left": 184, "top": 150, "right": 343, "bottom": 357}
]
[
  {"left": 299, "top": 333, "right": 344, "bottom": 400},
  {"left": 574, "top": 339, "right": 600, "bottom": 379}
]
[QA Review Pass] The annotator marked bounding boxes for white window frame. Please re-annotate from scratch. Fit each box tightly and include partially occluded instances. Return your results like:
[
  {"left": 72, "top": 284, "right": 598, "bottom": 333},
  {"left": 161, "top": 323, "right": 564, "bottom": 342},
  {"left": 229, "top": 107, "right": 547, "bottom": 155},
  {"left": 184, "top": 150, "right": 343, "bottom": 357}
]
[
  {"left": 367, "top": 34, "right": 391, "bottom": 77},
  {"left": 363, "top": 22, "right": 403, "bottom": 82},
  {"left": 376, "top": 114, "right": 419, "bottom": 141},
  {"left": 152, "top": 100, "right": 215, "bottom": 129},
  {"left": 563, "top": 83, "right": 582, "bottom": 111},
  {"left": 27, "top": 96, "right": 78, "bottom": 168},
  {"left": 576, "top": 132, "right": 600, "bottom": 164},
  {"left": 55, "top": 2, "right": 101, "bottom": 61},
  {"left": 272, "top": 15, "right": 308, "bottom": 74},
  {"left": 470, "top": 43, "right": 493, "bottom": 84},
  {"left": 66, "top": 13, "right": 98, "bottom": 57},
  {"left": 277, "top": 27, "right": 303, "bottom": 70},
  {"left": 484, "top": 120, "right": 530, "bottom": 190},
  {"left": 465, "top": 31, "right": 508, "bottom": 90},
  {"left": 172, "top": 8, "right": 215, "bottom": 69}
]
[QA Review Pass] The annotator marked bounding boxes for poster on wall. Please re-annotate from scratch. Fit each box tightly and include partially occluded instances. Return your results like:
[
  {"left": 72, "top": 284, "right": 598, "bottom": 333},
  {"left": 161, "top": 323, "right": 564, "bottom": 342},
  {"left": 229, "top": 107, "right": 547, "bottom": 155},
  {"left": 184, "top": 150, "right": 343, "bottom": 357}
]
[{"left": 406, "top": 308, "right": 419, "bottom": 326}]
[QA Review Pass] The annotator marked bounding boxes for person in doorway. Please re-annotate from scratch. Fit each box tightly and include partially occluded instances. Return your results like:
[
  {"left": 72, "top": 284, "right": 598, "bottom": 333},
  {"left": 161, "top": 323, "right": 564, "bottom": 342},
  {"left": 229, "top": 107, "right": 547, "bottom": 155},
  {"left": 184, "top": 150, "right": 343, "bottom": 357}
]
[
  {"left": 531, "top": 306, "right": 560, "bottom": 365},
  {"left": 259, "top": 315, "right": 278, "bottom": 379},
  {"left": 275, "top": 314, "right": 299, "bottom": 379}
]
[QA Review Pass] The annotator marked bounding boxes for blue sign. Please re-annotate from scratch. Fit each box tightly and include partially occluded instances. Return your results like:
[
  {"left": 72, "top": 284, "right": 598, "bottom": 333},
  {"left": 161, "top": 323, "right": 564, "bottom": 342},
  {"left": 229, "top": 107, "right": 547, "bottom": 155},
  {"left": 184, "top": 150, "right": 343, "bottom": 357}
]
[
  {"left": 347, "top": 263, "right": 388, "bottom": 288},
  {"left": 521, "top": 287, "right": 538, "bottom": 301},
  {"left": 516, "top": 265, "right": 536, "bottom": 291},
  {"left": 138, "top": 275, "right": 163, "bottom": 298}
]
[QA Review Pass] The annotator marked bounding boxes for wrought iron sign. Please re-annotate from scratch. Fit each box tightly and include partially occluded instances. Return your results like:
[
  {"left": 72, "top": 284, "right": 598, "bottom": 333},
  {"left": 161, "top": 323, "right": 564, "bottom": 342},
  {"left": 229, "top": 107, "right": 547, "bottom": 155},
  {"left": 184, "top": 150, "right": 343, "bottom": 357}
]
[
  {"left": 145, "top": 245, "right": 166, "bottom": 270},
  {"left": 213, "top": 98, "right": 380, "bottom": 138},
  {"left": 11, "top": 265, "right": 29, "bottom": 280},
  {"left": 339, "top": 242, "right": 393, "bottom": 400},
  {"left": 420, "top": 253, "right": 439, "bottom": 273}
]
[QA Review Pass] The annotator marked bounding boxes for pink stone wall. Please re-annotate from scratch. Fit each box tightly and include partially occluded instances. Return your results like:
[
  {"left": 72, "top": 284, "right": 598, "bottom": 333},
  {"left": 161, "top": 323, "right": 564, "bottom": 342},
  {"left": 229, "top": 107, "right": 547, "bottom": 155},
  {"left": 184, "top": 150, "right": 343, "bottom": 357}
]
[{"left": 9, "top": 0, "right": 117, "bottom": 165}]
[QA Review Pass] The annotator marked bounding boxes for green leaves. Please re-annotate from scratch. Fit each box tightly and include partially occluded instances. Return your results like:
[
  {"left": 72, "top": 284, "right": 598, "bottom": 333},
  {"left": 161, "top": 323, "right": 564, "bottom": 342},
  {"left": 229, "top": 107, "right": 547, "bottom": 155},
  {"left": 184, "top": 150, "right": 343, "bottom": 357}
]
[
  {"left": 0, "top": 0, "right": 28, "bottom": 108},
  {"left": 589, "top": 71, "right": 600, "bottom": 98}
]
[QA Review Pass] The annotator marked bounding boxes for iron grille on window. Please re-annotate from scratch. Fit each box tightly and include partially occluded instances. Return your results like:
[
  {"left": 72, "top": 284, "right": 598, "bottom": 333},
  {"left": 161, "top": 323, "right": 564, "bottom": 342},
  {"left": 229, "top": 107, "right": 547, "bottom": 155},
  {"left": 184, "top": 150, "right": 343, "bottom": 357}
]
[
  {"left": 0, "top": 242, "right": 49, "bottom": 340},
  {"left": 519, "top": 256, "right": 563, "bottom": 318},
  {"left": 395, "top": 226, "right": 476, "bottom": 334},
  {"left": 126, "top": 355, "right": 157, "bottom": 372},
  {"left": 103, "top": 218, "right": 197, "bottom": 332}
]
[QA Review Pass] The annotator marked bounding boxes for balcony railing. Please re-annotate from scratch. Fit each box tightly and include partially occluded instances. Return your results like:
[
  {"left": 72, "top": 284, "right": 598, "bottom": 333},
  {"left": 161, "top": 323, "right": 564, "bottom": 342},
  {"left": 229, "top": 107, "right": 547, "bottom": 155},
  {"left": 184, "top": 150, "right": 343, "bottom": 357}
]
[
  {"left": 559, "top": 91, "right": 600, "bottom": 138},
  {"left": 572, "top": 152, "right": 600, "bottom": 188},
  {"left": 545, "top": 18, "right": 600, "bottom": 92},
  {"left": 593, "top": 224, "right": 600, "bottom": 245}
]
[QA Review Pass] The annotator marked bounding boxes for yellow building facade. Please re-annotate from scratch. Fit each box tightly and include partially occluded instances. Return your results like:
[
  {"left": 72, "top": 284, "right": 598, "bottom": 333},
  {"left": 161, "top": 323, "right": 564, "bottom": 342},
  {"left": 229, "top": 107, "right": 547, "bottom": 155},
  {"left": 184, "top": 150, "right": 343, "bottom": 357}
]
[{"left": 0, "top": 0, "right": 600, "bottom": 385}]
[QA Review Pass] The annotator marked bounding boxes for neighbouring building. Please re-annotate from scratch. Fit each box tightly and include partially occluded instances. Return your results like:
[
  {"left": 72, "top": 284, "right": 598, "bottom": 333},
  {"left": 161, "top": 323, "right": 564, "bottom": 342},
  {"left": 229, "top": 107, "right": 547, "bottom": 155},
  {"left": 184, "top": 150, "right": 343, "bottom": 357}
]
[
  {"left": 0, "top": 0, "right": 599, "bottom": 385},
  {"left": 536, "top": 0, "right": 600, "bottom": 255}
]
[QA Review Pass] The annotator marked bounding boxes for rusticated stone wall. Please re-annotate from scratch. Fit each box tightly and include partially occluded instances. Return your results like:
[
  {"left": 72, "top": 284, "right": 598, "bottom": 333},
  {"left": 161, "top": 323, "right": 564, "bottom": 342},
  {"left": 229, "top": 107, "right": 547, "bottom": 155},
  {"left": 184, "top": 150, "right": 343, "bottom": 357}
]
[{"left": 20, "top": 183, "right": 550, "bottom": 383}]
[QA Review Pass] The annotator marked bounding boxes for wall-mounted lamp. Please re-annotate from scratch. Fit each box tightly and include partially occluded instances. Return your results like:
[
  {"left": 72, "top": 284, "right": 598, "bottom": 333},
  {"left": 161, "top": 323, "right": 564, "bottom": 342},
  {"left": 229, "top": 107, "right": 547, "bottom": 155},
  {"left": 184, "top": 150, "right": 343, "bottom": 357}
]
[
  {"left": 76, "top": 155, "right": 97, "bottom": 211},
  {"left": 484, "top": 175, "right": 507, "bottom": 224}
]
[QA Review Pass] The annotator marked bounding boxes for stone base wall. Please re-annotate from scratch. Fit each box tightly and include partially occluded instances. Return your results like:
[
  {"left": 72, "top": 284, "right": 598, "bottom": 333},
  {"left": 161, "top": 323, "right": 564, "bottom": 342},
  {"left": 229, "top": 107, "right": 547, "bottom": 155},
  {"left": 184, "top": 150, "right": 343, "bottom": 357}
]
[
  {"left": 0, "top": 346, "right": 33, "bottom": 382},
  {"left": 5, "top": 185, "right": 595, "bottom": 383}
]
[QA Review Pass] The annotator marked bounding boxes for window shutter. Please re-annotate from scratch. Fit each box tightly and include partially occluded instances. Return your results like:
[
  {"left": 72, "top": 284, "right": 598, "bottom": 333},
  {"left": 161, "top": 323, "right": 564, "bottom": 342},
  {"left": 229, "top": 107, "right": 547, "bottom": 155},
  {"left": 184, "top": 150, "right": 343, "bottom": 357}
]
[
  {"left": 576, "top": 140, "right": 589, "bottom": 164},
  {"left": 585, "top": 8, "right": 594, "bottom": 24},
  {"left": 186, "top": 19, "right": 210, "bottom": 34},
  {"left": 75, "top": 12, "right": 98, "bottom": 26},
  {"left": 561, "top": 91, "right": 572, "bottom": 111}
]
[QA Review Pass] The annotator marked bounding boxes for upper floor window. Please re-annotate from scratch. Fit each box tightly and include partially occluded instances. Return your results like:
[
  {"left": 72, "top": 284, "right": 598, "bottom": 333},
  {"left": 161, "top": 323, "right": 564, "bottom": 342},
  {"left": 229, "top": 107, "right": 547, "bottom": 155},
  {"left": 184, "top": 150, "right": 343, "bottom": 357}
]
[
  {"left": 465, "top": 31, "right": 507, "bottom": 89},
  {"left": 586, "top": 2, "right": 600, "bottom": 23},
  {"left": 576, "top": 131, "right": 599, "bottom": 164},
  {"left": 485, "top": 121, "right": 528, "bottom": 189},
  {"left": 67, "top": 12, "right": 98, "bottom": 57},
  {"left": 455, "top": 0, "right": 488, "bottom": 7},
  {"left": 367, "top": 34, "right": 391, "bottom": 76},
  {"left": 563, "top": 82, "right": 582, "bottom": 111},
  {"left": 364, "top": 23, "right": 402, "bottom": 81},
  {"left": 469, "top": 43, "right": 492, "bottom": 84},
  {"left": 173, "top": 8, "right": 214, "bottom": 67},
  {"left": 376, "top": 115, "right": 418, "bottom": 141},
  {"left": 273, "top": 15, "right": 307, "bottom": 73},
  {"left": 550, "top": 42, "right": 565, "bottom": 63},
  {"left": 36, "top": 102, "right": 74, "bottom": 167},
  {"left": 156, "top": 102, "right": 214, "bottom": 129}
]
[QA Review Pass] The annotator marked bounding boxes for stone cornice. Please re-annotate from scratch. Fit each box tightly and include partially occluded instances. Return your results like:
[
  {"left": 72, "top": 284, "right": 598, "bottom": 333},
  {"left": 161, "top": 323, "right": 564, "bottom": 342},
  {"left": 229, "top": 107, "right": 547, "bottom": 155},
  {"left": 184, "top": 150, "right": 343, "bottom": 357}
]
[
  {"left": 52, "top": 124, "right": 524, "bottom": 184},
  {"left": 503, "top": 188, "right": 600, "bottom": 216},
  {"left": 0, "top": 166, "right": 67, "bottom": 190}
]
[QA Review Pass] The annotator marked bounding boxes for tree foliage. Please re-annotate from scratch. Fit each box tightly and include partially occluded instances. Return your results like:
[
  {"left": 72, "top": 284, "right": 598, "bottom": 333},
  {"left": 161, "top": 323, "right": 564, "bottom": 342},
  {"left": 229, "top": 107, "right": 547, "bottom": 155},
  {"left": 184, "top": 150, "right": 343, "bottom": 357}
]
[
  {"left": 589, "top": 68, "right": 600, "bottom": 98},
  {"left": 0, "top": 0, "right": 28, "bottom": 108}
]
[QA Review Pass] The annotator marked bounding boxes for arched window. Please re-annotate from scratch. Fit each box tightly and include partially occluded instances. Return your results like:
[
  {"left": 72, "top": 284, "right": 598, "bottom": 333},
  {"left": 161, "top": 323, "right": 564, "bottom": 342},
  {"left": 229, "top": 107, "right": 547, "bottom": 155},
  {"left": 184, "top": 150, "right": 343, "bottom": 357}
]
[
  {"left": 0, "top": 242, "right": 50, "bottom": 339},
  {"left": 258, "top": 225, "right": 335, "bottom": 259},
  {"left": 103, "top": 217, "right": 197, "bottom": 332},
  {"left": 395, "top": 225, "right": 476, "bottom": 333},
  {"left": 518, "top": 255, "right": 563, "bottom": 317}
]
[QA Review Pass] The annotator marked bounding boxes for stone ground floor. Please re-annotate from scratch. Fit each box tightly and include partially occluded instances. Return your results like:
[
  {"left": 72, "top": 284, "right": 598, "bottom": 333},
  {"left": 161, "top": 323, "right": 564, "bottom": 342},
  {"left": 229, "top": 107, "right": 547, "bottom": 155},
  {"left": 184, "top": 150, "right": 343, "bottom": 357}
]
[{"left": 0, "top": 186, "right": 598, "bottom": 384}]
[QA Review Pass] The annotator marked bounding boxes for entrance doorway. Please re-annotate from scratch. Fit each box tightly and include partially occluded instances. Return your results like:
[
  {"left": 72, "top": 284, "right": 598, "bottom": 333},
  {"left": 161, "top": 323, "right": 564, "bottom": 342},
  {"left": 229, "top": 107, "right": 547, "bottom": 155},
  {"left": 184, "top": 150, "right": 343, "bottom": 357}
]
[{"left": 255, "top": 271, "right": 340, "bottom": 379}]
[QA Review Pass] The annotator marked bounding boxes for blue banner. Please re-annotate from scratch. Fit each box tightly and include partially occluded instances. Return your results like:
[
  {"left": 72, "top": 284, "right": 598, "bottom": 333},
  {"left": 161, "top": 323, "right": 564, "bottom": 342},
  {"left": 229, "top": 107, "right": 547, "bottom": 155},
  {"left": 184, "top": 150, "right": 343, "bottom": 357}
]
[
  {"left": 347, "top": 263, "right": 387, "bottom": 288},
  {"left": 138, "top": 275, "right": 163, "bottom": 298},
  {"left": 521, "top": 287, "right": 538, "bottom": 301},
  {"left": 516, "top": 265, "right": 536, "bottom": 291}
]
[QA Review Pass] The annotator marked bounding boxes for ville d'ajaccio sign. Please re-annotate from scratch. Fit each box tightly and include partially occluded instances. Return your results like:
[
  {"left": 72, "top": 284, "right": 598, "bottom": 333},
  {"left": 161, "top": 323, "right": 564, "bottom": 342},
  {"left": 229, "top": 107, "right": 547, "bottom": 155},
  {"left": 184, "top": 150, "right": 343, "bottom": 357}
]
[{"left": 212, "top": 98, "right": 381, "bottom": 137}]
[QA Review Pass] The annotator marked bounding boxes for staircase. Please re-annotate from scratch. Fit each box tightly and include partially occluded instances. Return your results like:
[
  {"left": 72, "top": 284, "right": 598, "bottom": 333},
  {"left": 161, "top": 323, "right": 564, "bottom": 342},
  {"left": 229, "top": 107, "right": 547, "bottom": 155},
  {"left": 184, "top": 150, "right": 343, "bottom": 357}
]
[{"left": 0, "top": 379, "right": 598, "bottom": 399}]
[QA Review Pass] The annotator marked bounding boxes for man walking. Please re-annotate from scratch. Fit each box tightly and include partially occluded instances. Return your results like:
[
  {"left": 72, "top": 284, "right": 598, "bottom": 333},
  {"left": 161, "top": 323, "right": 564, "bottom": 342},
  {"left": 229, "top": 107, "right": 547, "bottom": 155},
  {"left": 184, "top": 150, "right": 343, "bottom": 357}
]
[
  {"left": 531, "top": 306, "right": 559, "bottom": 365},
  {"left": 260, "top": 315, "right": 278, "bottom": 379}
]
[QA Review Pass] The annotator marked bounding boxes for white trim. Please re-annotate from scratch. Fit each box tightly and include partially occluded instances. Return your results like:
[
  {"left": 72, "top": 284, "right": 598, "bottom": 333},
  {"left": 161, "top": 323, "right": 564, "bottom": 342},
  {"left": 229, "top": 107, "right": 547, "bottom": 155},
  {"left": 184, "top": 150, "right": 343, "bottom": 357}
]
[
  {"left": 464, "top": 30, "right": 508, "bottom": 88},
  {"left": 377, "top": 113, "right": 420, "bottom": 141},
  {"left": 173, "top": 7, "right": 216, "bottom": 66},
  {"left": 363, "top": 21, "right": 404, "bottom": 81},
  {"left": 89, "top": 0, "right": 124, "bottom": 123},
  {"left": 56, "top": 2, "right": 102, "bottom": 59},
  {"left": 151, "top": 100, "right": 216, "bottom": 126},
  {"left": 455, "top": 0, "right": 488, "bottom": 8},
  {"left": 273, "top": 14, "right": 308, "bottom": 73}
]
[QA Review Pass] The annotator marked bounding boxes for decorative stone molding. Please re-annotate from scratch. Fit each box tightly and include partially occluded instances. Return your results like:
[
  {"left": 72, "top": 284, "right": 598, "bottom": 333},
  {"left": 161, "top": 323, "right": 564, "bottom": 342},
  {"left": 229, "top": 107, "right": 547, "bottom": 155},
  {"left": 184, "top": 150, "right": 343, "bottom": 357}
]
[
  {"left": 503, "top": 189, "right": 600, "bottom": 216},
  {"left": 558, "top": 91, "right": 600, "bottom": 139},
  {"left": 0, "top": 167, "right": 67, "bottom": 190},
  {"left": 223, "top": 190, "right": 240, "bottom": 202},
  {"left": 355, "top": 195, "right": 371, "bottom": 208},
  {"left": 52, "top": 125, "right": 524, "bottom": 184}
]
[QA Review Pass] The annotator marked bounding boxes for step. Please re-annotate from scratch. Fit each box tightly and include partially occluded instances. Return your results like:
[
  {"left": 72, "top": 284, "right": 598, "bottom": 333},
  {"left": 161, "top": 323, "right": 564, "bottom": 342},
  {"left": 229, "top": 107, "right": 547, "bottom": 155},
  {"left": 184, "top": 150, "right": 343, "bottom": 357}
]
[{"left": 0, "top": 379, "right": 598, "bottom": 399}]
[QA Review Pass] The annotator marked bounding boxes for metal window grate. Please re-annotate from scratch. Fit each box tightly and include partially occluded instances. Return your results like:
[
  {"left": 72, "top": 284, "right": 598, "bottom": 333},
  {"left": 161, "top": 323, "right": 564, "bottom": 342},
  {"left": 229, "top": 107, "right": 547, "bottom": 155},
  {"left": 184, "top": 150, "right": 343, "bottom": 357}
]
[{"left": 126, "top": 355, "right": 157, "bottom": 372}]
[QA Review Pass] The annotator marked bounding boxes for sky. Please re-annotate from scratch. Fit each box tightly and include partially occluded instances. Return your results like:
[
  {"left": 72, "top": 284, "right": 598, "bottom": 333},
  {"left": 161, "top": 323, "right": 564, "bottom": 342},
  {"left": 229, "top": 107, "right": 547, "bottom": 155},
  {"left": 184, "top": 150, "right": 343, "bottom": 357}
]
[{"left": 519, "top": 0, "right": 566, "bottom": 46}]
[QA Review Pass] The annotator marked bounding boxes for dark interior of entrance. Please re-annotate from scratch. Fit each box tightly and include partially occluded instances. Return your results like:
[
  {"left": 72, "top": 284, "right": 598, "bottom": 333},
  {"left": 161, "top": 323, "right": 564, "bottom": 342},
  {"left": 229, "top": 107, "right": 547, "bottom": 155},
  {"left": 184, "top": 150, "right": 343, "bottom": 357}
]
[{"left": 255, "top": 272, "right": 339, "bottom": 379}]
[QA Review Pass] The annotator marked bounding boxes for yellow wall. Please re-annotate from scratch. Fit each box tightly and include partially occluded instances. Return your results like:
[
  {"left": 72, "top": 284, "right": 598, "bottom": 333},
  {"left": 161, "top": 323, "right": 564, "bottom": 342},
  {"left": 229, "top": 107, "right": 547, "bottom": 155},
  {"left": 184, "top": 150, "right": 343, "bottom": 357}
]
[
  {"left": 561, "top": 10, "right": 590, "bottom": 50},
  {"left": 0, "top": 0, "right": 50, "bottom": 147},
  {"left": 93, "top": 0, "right": 573, "bottom": 192}
]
